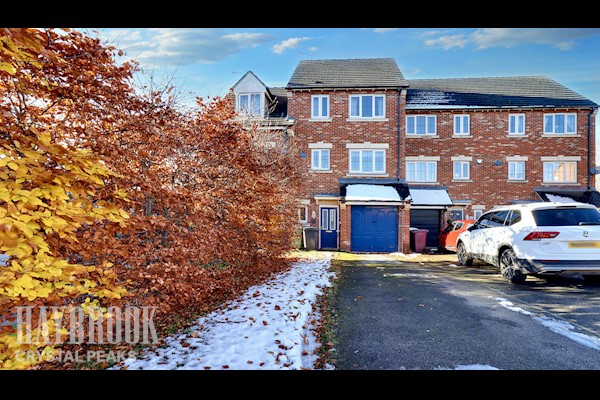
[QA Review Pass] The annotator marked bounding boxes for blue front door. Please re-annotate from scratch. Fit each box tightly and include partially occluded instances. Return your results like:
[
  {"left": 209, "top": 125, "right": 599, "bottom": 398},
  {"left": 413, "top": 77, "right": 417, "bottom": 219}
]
[{"left": 320, "top": 207, "right": 338, "bottom": 249}]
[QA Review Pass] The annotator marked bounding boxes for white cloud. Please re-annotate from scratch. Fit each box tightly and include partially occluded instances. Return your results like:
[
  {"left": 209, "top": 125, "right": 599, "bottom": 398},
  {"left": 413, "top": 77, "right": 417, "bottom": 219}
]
[
  {"left": 373, "top": 28, "right": 400, "bottom": 34},
  {"left": 308, "top": 46, "right": 318, "bottom": 52},
  {"left": 111, "top": 28, "right": 275, "bottom": 66},
  {"left": 423, "top": 28, "right": 600, "bottom": 51},
  {"left": 272, "top": 37, "right": 312, "bottom": 54},
  {"left": 424, "top": 34, "right": 468, "bottom": 50}
]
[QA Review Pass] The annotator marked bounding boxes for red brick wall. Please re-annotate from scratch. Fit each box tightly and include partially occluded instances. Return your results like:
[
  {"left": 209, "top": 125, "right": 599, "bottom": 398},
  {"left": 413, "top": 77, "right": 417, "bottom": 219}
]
[
  {"left": 288, "top": 89, "right": 401, "bottom": 197},
  {"left": 404, "top": 108, "right": 596, "bottom": 214}
]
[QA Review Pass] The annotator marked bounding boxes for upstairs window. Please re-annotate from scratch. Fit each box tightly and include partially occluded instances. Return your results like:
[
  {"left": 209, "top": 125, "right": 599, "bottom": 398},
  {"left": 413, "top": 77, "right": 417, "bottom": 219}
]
[
  {"left": 453, "top": 115, "right": 470, "bottom": 135},
  {"left": 406, "top": 161, "right": 437, "bottom": 182},
  {"left": 311, "top": 149, "right": 330, "bottom": 171},
  {"left": 543, "top": 161, "right": 576, "bottom": 183},
  {"left": 349, "top": 95, "right": 385, "bottom": 119},
  {"left": 406, "top": 115, "right": 436, "bottom": 135},
  {"left": 349, "top": 149, "right": 386, "bottom": 174},
  {"left": 311, "top": 95, "right": 330, "bottom": 119},
  {"left": 508, "top": 114, "right": 525, "bottom": 135},
  {"left": 508, "top": 161, "right": 525, "bottom": 180},
  {"left": 453, "top": 161, "right": 470, "bottom": 180},
  {"left": 544, "top": 113, "right": 576, "bottom": 134},
  {"left": 238, "top": 93, "right": 261, "bottom": 115}
]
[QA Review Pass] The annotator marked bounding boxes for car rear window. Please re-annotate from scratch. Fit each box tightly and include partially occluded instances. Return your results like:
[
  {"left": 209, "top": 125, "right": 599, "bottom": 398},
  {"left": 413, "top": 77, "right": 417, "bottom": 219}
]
[{"left": 532, "top": 207, "right": 600, "bottom": 226}]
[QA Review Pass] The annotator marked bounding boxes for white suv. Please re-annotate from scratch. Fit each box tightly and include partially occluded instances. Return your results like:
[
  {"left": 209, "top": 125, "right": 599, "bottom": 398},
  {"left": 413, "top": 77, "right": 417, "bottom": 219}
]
[{"left": 456, "top": 202, "right": 600, "bottom": 284}]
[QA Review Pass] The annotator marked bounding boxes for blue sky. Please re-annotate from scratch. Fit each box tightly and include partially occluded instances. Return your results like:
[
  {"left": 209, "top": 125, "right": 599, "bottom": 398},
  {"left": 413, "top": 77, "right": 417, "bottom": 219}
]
[{"left": 88, "top": 28, "right": 600, "bottom": 145}]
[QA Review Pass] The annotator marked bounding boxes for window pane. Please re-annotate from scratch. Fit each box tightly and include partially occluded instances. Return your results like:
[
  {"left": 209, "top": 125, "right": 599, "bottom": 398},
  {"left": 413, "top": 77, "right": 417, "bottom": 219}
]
[
  {"left": 407, "top": 116, "right": 415, "bottom": 134},
  {"left": 454, "top": 116, "right": 461, "bottom": 134},
  {"left": 555, "top": 114, "right": 565, "bottom": 133},
  {"left": 427, "top": 162, "right": 436, "bottom": 181},
  {"left": 509, "top": 115, "right": 516, "bottom": 133},
  {"left": 239, "top": 95, "right": 248, "bottom": 112},
  {"left": 312, "top": 150, "right": 320, "bottom": 169},
  {"left": 350, "top": 97, "right": 360, "bottom": 117},
  {"left": 462, "top": 162, "right": 469, "bottom": 178},
  {"left": 321, "top": 209, "right": 328, "bottom": 230},
  {"left": 518, "top": 115, "right": 524, "bottom": 133},
  {"left": 416, "top": 161, "right": 426, "bottom": 181},
  {"left": 251, "top": 94, "right": 260, "bottom": 114},
  {"left": 567, "top": 114, "right": 576, "bottom": 133},
  {"left": 407, "top": 162, "right": 415, "bottom": 180},
  {"left": 374, "top": 151, "right": 384, "bottom": 172},
  {"left": 321, "top": 150, "right": 330, "bottom": 170},
  {"left": 517, "top": 162, "right": 524, "bottom": 179},
  {"left": 427, "top": 116, "right": 436, "bottom": 134},
  {"left": 330, "top": 209, "right": 336, "bottom": 230},
  {"left": 362, "top": 150, "right": 373, "bottom": 172},
  {"left": 463, "top": 116, "right": 469, "bottom": 133},
  {"left": 312, "top": 97, "right": 319, "bottom": 117},
  {"left": 508, "top": 162, "right": 515, "bottom": 179},
  {"left": 543, "top": 162, "right": 553, "bottom": 182},
  {"left": 374, "top": 96, "right": 384, "bottom": 117},
  {"left": 566, "top": 162, "right": 576, "bottom": 181},
  {"left": 361, "top": 96, "right": 373, "bottom": 117},
  {"left": 350, "top": 151, "right": 360, "bottom": 171},
  {"left": 416, "top": 116, "right": 426, "bottom": 134},
  {"left": 453, "top": 162, "right": 461, "bottom": 179},
  {"left": 544, "top": 115, "right": 553, "bottom": 133},
  {"left": 322, "top": 97, "right": 328, "bottom": 117}
]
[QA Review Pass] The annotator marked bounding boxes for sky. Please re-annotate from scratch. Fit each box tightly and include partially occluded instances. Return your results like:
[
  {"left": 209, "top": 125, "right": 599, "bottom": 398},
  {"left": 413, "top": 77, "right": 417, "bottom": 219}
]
[{"left": 89, "top": 28, "right": 600, "bottom": 107}]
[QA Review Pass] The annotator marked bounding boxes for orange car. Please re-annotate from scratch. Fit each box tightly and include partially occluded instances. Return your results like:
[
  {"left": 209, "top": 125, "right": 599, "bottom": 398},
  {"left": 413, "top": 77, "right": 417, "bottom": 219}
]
[{"left": 439, "top": 219, "right": 475, "bottom": 252}]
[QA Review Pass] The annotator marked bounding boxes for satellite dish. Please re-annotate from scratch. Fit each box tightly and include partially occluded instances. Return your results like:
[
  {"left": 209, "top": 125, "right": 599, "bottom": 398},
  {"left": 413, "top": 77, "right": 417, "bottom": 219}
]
[{"left": 590, "top": 166, "right": 600, "bottom": 174}]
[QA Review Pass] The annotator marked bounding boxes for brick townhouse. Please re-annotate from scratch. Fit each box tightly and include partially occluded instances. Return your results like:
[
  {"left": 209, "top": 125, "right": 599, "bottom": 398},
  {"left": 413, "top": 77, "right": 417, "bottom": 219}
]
[{"left": 231, "top": 58, "right": 599, "bottom": 253}]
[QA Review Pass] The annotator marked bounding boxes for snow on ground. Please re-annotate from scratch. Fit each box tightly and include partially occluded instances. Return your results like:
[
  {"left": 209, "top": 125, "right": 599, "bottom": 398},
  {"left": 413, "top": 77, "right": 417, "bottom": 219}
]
[
  {"left": 383, "top": 273, "right": 439, "bottom": 279},
  {"left": 113, "top": 256, "right": 335, "bottom": 370},
  {"left": 492, "top": 297, "right": 600, "bottom": 351}
]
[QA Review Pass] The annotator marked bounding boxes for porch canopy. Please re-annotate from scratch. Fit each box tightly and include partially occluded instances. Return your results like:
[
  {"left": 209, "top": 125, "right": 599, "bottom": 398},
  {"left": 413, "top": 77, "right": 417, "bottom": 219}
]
[
  {"left": 339, "top": 178, "right": 410, "bottom": 204},
  {"left": 534, "top": 186, "right": 600, "bottom": 207},
  {"left": 408, "top": 186, "right": 453, "bottom": 206}
]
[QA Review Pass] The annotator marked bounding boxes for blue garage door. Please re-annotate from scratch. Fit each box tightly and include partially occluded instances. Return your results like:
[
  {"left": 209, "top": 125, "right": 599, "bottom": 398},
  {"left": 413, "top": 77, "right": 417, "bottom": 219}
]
[{"left": 351, "top": 206, "right": 398, "bottom": 252}]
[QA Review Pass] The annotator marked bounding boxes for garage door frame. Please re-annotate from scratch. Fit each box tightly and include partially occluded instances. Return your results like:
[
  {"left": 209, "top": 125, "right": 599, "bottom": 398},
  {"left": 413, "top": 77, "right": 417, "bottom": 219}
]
[{"left": 351, "top": 205, "right": 398, "bottom": 253}]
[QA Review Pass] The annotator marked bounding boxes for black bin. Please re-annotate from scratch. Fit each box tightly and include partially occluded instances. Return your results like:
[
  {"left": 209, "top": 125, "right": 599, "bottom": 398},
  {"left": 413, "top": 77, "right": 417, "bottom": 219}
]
[{"left": 303, "top": 227, "right": 318, "bottom": 250}]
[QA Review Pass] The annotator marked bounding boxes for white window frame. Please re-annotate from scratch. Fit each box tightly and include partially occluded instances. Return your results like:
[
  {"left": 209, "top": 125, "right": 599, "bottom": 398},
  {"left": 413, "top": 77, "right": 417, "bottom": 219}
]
[
  {"left": 406, "top": 115, "right": 437, "bottom": 135},
  {"left": 508, "top": 161, "right": 526, "bottom": 180},
  {"left": 473, "top": 209, "right": 483, "bottom": 219},
  {"left": 348, "top": 94, "right": 386, "bottom": 119},
  {"left": 543, "top": 113, "right": 577, "bottom": 135},
  {"left": 543, "top": 160, "right": 577, "bottom": 183},
  {"left": 311, "top": 149, "right": 330, "bottom": 171},
  {"left": 453, "top": 114, "right": 470, "bottom": 135},
  {"left": 453, "top": 161, "right": 470, "bottom": 180},
  {"left": 298, "top": 205, "right": 309, "bottom": 224},
  {"left": 348, "top": 149, "right": 386, "bottom": 174},
  {"left": 406, "top": 161, "right": 437, "bottom": 182},
  {"left": 508, "top": 113, "right": 525, "bottom": 135},
  {"left": 311, "top": 95, "right": 330, "bottom": 119},
  {"left": 238, "top": 93, "right": 262, "bottom": 116}
]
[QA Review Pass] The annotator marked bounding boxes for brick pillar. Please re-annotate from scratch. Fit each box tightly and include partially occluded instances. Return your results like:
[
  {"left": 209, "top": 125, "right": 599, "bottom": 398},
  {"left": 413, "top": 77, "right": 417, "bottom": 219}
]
[
  {"left": 339, "top": 204, "right": 351, "bottom": 252},
  {"left": 398, "top": 205, "right": 411, "bottom": 253}
]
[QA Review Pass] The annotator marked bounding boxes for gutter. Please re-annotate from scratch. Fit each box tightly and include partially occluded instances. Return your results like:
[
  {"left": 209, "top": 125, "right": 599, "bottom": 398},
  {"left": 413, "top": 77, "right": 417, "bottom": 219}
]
[
  {"left": 397, "top": 89, "right": 401, "bottom": 179},
  {"left": 587, "top": 107, "right": 598, "bottom": 189}
]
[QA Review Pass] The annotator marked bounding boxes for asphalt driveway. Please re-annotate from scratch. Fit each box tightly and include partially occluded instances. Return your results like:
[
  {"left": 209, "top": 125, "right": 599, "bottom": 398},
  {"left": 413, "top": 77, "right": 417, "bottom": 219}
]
[{"left": 330, "top": 253, "right": 600, "bottom": 370}]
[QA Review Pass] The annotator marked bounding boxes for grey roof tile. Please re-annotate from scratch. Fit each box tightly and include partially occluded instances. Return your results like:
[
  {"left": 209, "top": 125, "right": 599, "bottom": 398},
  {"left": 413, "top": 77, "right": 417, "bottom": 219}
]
[
  {"left": 406, "top": 76, "right": 597, "bottom": 108},
  {"left": 287, "top": 58, "right": 407, "bottom": 89}
]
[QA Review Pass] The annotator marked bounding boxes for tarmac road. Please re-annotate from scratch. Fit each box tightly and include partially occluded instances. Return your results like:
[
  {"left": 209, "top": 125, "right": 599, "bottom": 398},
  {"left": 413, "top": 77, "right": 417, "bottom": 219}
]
[{"left": 331, "top": 254, "right": 600, "bottom": 370}]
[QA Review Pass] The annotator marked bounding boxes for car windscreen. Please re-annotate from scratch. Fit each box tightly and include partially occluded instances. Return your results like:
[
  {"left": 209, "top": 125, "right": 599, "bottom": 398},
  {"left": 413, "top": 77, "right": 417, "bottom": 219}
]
[{"left": 532, "top": 207, "right": 600, "bottom": 226}]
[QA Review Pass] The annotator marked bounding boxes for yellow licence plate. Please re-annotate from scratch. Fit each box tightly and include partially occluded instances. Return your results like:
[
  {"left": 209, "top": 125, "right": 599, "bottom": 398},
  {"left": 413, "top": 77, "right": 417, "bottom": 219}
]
[{"left": 568, "top": 241, "right": 600, "bottom": 248}]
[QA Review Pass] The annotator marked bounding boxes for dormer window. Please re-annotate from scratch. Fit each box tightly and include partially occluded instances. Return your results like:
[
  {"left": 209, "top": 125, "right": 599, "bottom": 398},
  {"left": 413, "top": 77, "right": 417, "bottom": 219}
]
[{"left": 238, "top": 93, "right": 262, "bottom": 116}]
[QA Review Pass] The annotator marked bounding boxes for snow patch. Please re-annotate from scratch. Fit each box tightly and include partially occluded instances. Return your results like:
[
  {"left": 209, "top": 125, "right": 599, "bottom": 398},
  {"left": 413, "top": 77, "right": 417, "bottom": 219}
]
[
  {"left": 408, "top": 188, "right": 453, "bottom": 206},
  {"left": 546, "top": 194, "right": 578, "bottom": 204},
  {"left": 113, "top": 257, "right": 335, "bottom": 370},
  {"left": 345, "top": 184, "right": 401, "bottom": 202},
  {"left": 492, "top": 297, "right": 600, "bottom": 351},
  {"left": 454, "top": 364, "right": 500, "bottom": 370},
  {"left": 383, "top": 273, "right": 439, "bottom": 279}
]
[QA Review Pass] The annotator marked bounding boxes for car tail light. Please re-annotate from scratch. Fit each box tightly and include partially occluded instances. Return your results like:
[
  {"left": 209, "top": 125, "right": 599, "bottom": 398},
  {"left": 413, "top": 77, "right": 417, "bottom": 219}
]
[{"left": 523, "top": 232, "right": 560, "bottom": 241}]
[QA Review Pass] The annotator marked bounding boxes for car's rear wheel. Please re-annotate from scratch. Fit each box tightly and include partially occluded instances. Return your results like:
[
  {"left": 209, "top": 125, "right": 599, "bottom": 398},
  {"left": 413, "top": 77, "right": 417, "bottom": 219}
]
[
  {"left": 456, "top": 242, "right": 473, "bottom": 266},
  {"left": 500, "top": 248, "right": 526, "bottom": 284},
  {"left": 582, "top": 275, "right": 600, "bottom": 284}
]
